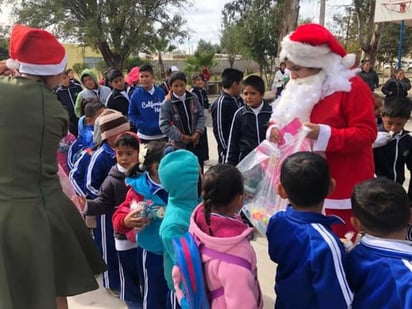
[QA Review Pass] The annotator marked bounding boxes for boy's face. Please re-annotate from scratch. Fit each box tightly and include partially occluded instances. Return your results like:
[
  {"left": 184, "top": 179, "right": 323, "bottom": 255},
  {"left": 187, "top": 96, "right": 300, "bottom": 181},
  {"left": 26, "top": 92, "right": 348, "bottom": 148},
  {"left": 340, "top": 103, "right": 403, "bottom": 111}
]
[
  {"left": 82, "top": 75, "right": 97, "bottom": 90},
  {"left": 110, "top": 76, "right": 125, "bottom": 91},
  {"left": 194, "top": 77, "right": 204, "bottom": 88},
  {"left": 61, "top": 74, "right": 70, "bottom": 87},
  {"left": 242, "top": 85, "right": 263, "bottom": 108},
  {"left": 139, "top": 71, "right": 154, "bottom": 90},
  {"left": 115, "top": 144, "right": 139, "bottom": 170},
  {"left": 382, "top": 116, "right": 408, "bottom": 134},
  {"left": 67, "top": 70, "right": 74, "bottom": 79},
  {"left": 171, "top": 79, "right": 186, "bottom": 97}
]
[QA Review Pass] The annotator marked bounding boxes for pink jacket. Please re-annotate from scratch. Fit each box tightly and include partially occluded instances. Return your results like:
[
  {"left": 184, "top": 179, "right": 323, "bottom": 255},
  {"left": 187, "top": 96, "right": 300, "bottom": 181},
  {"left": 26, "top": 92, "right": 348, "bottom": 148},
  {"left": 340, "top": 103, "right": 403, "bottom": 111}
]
[{"left": 189, "top": 204, "right": 263, "bottom": 309}]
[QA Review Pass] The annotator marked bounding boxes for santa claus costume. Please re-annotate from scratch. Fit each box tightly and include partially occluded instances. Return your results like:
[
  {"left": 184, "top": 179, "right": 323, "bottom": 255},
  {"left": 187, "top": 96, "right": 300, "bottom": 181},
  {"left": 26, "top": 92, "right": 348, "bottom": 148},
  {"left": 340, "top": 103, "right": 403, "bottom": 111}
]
[{"left": 268, "top": 23, "right": 377, "bottom": 238}]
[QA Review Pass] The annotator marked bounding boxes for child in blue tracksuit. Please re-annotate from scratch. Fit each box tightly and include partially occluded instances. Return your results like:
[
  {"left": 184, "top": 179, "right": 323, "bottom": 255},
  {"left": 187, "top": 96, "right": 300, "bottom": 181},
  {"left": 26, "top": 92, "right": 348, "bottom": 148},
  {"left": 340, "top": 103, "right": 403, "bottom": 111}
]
[
  {"left": 79, "top": 132, "right": 142, "bottom": 308},
  {"left": 347, "top": 177, "right": 412, "bottom": 308},
  {"left": 266, "top": 152, "right": 353, "bottom": 309},
  {"left": 226, "top": 75, "right": 272, "bottom": 165},
  {"left": 113, "top": 141, "right": 170, "bottom": 309},
  {"left": 158, "top": 150, "right": 201, "bottom": 309},
  {"left": 86, "top": 111, "right": 130, "bottom": 293},
  {"left": 128, "top": 64, "right": 166, "bottom": 143},
  {"left": 67, "top": 102, "right": 105, "bottom": 171}
]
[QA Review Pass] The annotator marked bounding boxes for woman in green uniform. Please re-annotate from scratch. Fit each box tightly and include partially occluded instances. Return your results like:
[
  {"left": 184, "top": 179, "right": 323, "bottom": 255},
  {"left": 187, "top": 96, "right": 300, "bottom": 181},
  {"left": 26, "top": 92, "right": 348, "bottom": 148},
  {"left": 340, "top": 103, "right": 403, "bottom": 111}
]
[{"left": 0, "top": 25, "right": 106, "bottom": 309}]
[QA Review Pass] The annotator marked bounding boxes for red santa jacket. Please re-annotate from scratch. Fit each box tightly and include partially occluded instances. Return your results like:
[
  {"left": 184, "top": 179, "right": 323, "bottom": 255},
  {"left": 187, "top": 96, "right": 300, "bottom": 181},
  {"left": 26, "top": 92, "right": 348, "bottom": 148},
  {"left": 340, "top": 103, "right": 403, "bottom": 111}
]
[{"left": 311, "top": 76, "right": 377, "bottom": 209}]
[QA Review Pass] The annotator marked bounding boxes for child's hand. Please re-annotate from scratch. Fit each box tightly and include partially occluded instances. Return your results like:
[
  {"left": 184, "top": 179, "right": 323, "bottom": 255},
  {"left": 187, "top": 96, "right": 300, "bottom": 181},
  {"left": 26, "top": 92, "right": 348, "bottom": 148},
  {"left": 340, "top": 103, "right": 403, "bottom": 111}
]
[
  {"left": 303, "top": 122, "right": 320, "bottom": 139},
  {"left": 192, "top": 132, "right": 201, "bottom": 145},
  {"left": 72, "top": 195, "right": 86, "bottom": 213},
  {"left": 181, "top": 134, "right": 193, "bottom": 144},
  {"left": 123, "top": 208, "right": 149, "bottom": 231},
  {"left": 269, "top": 127, "right": 281, "bottom": 143}
]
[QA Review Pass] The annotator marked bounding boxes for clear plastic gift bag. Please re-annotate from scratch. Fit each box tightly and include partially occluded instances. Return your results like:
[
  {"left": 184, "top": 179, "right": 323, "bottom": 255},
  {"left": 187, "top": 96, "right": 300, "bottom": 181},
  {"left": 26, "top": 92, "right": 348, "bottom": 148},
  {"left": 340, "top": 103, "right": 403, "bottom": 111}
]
[{"left": 238, "top": 118, "right": 311, "bottom": 235}]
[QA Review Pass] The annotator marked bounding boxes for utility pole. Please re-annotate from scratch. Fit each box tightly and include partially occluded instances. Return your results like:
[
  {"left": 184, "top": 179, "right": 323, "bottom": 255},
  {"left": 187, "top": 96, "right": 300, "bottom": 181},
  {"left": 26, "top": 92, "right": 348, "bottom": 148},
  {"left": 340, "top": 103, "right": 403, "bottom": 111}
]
[{"left": 319, "top": 0, "right": 326, "bottom": 26}]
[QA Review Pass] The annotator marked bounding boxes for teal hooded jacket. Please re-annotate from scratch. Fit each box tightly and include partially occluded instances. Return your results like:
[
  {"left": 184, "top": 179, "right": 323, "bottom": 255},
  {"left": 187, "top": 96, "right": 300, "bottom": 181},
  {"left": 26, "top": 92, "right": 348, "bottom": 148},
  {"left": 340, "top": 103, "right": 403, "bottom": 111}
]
[{"left": 158, "top": 149, "right": 201, "bottom": 290}]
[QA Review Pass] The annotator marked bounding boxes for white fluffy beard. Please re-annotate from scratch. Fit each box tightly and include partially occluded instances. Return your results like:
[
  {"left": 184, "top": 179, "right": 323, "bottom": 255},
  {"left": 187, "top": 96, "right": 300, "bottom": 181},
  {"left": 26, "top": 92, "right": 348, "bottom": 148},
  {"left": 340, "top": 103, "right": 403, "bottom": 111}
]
[{"left": 270, "top": 71, "right": 326, "bottom": 127}]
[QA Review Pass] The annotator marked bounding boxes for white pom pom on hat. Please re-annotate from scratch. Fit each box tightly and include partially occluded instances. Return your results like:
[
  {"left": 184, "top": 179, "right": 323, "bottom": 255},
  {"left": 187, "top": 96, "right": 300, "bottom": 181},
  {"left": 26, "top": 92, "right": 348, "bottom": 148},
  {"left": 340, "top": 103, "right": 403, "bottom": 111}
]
[
  {"left": 7, "top": 24, "right": 67, "bottom": 76},
  {"left": 279, "top": 23, "right": 356, "bottom": 69},
  {"left": 6, "top": 58, "right": 20, "bottom": 70}
]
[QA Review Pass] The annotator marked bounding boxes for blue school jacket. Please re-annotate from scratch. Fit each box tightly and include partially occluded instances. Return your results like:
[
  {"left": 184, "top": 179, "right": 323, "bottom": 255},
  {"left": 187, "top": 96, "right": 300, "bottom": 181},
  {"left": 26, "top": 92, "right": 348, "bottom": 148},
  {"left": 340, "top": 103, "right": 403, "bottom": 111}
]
[
  {"left": 347, "top": 234, "right": 412, "bottom": 308},
  {"left": 266, "top": 206, "right": 353, "bottom": 309}
]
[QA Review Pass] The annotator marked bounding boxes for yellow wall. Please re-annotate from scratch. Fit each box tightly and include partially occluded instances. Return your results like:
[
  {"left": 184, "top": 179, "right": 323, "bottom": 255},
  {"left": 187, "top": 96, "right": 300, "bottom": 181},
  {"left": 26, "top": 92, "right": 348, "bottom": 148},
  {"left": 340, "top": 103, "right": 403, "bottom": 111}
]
[{"left": 63, "top": 43, "right": 103, "bottom": 78}]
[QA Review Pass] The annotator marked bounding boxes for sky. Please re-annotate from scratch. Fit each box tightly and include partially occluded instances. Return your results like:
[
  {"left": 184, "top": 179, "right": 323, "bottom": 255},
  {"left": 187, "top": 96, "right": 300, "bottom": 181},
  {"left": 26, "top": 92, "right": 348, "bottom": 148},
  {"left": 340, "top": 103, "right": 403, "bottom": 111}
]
[
  {"left": 1, "top": 0, "right": 352, "bottom": 51},
  {"left": 183, "top": 0, "right": 352, "bottom": 52}
]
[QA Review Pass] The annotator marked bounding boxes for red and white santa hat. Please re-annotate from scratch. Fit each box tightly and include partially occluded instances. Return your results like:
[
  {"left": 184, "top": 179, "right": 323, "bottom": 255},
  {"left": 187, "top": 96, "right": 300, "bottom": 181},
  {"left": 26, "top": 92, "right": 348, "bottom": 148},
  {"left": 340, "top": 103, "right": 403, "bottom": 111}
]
[
  {"left": 6, "top": 24, "right": 67, "bottom": 76},
  {"left": 279, "top": 23, "right": 356, "bottom": 70}
]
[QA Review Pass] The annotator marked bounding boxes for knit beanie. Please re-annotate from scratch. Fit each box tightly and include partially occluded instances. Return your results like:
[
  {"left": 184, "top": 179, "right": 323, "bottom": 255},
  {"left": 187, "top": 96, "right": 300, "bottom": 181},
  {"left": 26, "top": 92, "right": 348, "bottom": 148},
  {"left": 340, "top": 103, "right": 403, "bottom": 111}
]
[{"left": 99, "top": 111, "right": 130, "bottom": 141}]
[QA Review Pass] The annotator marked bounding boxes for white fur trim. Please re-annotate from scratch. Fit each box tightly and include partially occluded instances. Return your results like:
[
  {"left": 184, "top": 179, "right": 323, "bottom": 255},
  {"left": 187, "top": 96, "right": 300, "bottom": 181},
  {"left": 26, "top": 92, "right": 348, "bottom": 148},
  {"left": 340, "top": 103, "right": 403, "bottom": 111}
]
[
  {"left": 324, "top": 198, "right": 351, "bottom": 210},
  {"left": 280, "top": 35, "right": 333, "bottom": 68},
  {"left": 313, "top": 124, "right": 331, "bottom": 151},
  {"left": 6, "top": 58, "right": 20, "bottom": 70},
  {"left": 18, "top": 53, "right": 67, "bottom": 76},
  {"left": 342, "top": 54, "right": 356, "bottom": 69}
]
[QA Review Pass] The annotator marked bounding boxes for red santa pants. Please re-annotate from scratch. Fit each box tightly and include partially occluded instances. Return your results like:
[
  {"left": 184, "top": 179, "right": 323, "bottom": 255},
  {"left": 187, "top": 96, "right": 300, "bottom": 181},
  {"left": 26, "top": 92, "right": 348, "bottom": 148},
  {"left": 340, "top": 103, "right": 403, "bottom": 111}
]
[{"left": 325, "top": 208, "right": 356, "bottom": 240}]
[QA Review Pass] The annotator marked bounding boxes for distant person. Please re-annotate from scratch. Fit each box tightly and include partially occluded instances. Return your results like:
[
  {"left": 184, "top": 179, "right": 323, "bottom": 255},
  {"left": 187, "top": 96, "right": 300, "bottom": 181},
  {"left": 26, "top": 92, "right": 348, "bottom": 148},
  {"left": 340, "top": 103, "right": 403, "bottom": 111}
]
[
  {"left": 128, "top": 64, "right": 167, "bottom": 143},
  {"left": 74, "top": 68, "right": 112, "bottom": 117},
  {"left": 271, "top": 62, "right": 289, "bottom": 98},
  {"left": 56, "top": 70, "right": 83, "bottom": 136},
  {"left": 125, "top": 66, "right": 140, "bottom": 87},
  {"left": 267, "top": 152, "right": 352, "bottom": 308},
  {"left": 159, "top": 65, "right": 179, "bottom": 95},
  {"left": 105, "top": 68, "right": 135, "bottom": 116},
  {"left": 226, "top": 75, "right": 272, "bottom": 165},
  {"left": 211, "top": 68, "right": 244, "bottom": 163},
  {"left": 159, "top": 71, "right": 206, "bottom": 169},
  {"left": 190, "top": 73, "right": 210, "bottom": 165},
  {"left": 66, "top": 67, "right": 81, "bottom": 86},
  {"left": 347, "top": 178, "right": 412, "bottom": 308},
  {"left": 382, "top": 68, "right": 411, "bottom": 97},
  {"left": 358, "top": 60, "right": 379, "bottom": 91},
  {"left": 373, "top": 96, "right": 412, "bottom": 200}
]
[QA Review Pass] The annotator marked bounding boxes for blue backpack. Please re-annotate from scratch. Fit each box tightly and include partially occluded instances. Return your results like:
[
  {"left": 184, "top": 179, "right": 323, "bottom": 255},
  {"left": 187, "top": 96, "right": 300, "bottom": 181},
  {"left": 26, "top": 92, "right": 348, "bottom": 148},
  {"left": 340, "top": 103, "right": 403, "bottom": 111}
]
[{"left": 172, "top": 233, "right": 252, "bottom": 309}]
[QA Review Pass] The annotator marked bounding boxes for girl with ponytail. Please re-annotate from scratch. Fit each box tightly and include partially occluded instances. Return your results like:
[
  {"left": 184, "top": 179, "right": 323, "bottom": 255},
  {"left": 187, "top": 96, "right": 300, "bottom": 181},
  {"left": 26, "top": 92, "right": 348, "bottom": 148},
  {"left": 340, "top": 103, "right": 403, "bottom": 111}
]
[{"left": 188, "top": 164, "right": 263, "bottom": 308}]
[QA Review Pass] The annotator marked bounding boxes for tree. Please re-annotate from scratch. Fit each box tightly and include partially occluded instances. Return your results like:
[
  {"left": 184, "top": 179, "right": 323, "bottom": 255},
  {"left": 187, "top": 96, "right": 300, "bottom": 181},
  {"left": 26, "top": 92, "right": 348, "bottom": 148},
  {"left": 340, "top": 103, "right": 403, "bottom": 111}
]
[
  {"left": 72, "top": 63, "right": 89, "bottom": 76},
  {"left": 145, "top": 36, "right": 177, "bottom": 78},
  {"left": 276, "top": 0, "right": 300, "bottom": 56},
  {"left": 11, "top": 0, "right": 189, "bottom": 70},
  {"left": 351, "top": 0, "right": 384, "bottom": 64},
  {"left": 222, "top": 0, "right": 282, "bottom": 88},
  {"left": 220, "top": 23, "right": 243, "bottom": 68},
  {"left": 185, "top": 49, "right": 217, "bottom": 75}
]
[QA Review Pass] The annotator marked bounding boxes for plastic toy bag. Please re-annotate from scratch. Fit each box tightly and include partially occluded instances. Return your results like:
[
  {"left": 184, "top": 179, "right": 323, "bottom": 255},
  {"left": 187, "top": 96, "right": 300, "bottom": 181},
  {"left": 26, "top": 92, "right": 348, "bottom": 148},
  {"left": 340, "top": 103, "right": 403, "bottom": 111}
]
[
  {"left": 239, "top": 118, "right": 311, "bottom": 235},
  {"left": 58, "top": 164, "right": 83, "bottom": 213}
]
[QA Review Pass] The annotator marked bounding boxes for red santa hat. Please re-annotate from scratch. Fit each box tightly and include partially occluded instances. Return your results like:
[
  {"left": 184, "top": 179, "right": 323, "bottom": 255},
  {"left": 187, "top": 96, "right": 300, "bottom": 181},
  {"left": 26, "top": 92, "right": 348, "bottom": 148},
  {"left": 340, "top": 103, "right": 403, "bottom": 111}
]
[
  {"left": 6, "top": 24, "right": 67, "bottom": 76},
  {"left": 279, "top": 23, "right": 355, "bottom": 69}
]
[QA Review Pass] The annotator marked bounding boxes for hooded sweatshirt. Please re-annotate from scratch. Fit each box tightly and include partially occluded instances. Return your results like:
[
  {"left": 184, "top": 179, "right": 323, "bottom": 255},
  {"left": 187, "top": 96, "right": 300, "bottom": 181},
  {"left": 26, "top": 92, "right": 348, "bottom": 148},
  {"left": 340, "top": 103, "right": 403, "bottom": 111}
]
[
  {"left": 74, "top": 69, "right": 111, "bottom": 117},
  {"left": 189, "top": 205, "right": 263, "bottom": 309},
  {"left": 158, "top": 150, "right": 201, "bottom": 290}
]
